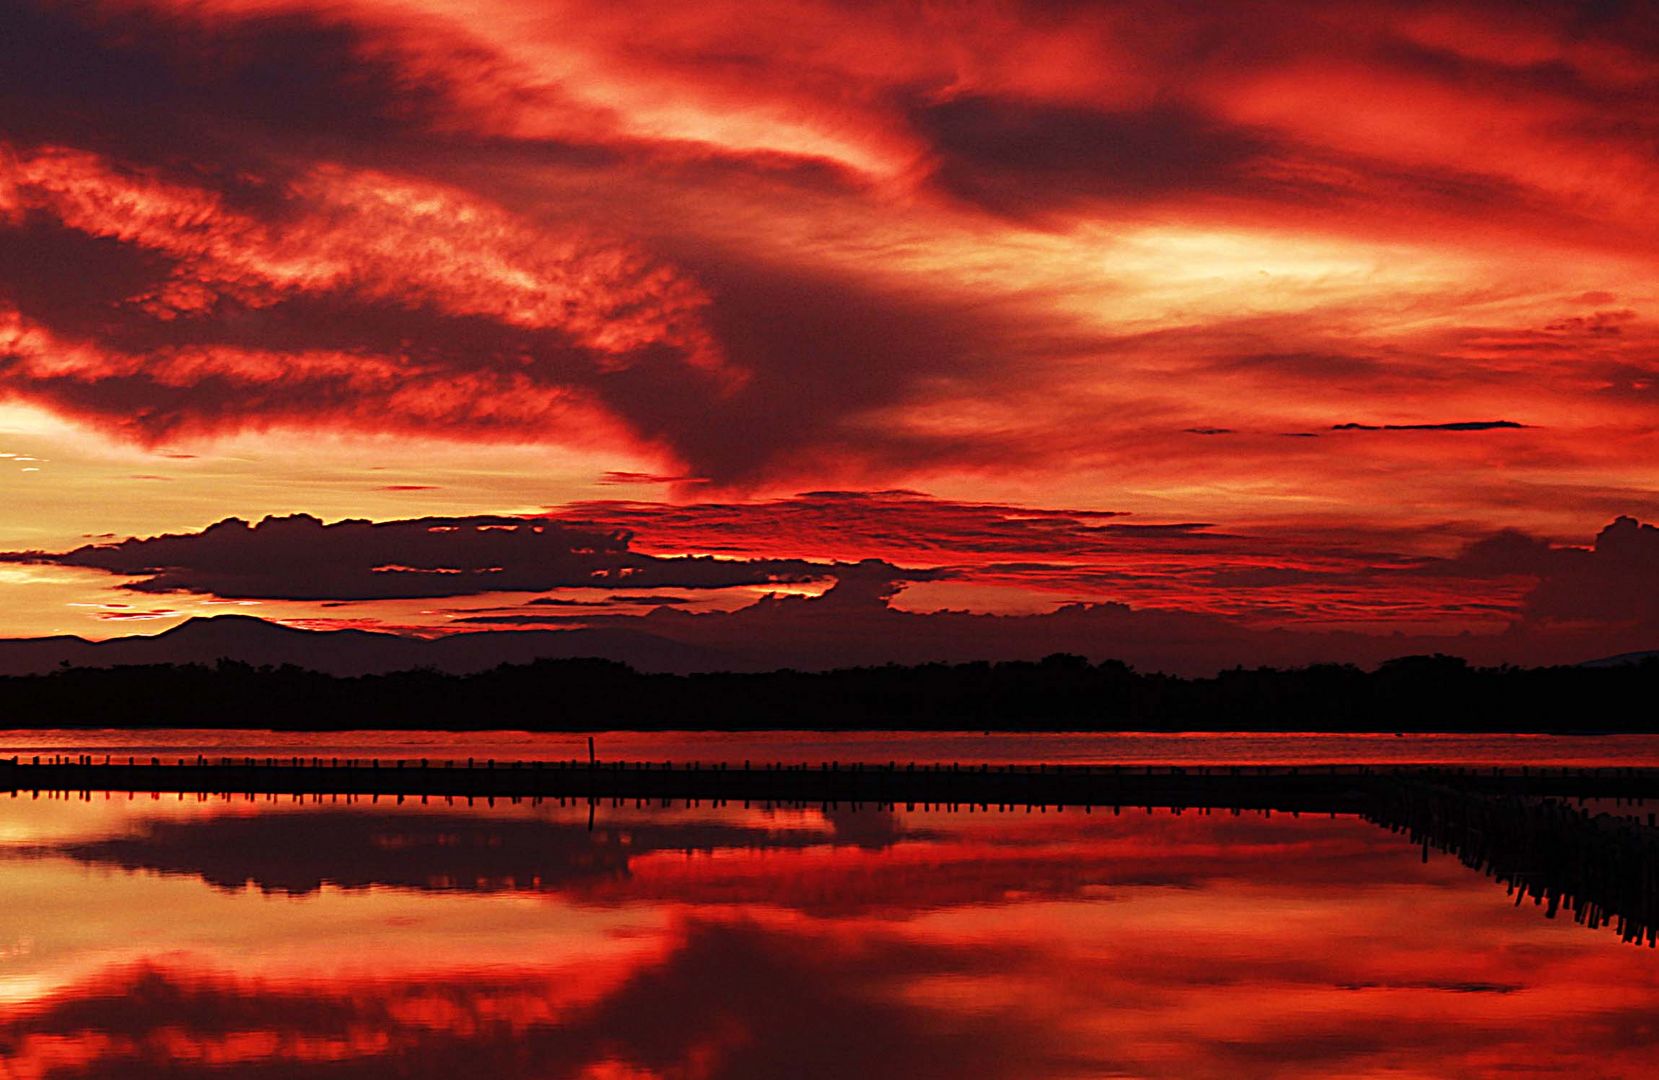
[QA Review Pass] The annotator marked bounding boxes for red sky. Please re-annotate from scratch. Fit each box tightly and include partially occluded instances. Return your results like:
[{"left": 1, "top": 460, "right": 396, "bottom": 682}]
[{"left": 1, "top": 0, "right": 1656, "bottom": 668}]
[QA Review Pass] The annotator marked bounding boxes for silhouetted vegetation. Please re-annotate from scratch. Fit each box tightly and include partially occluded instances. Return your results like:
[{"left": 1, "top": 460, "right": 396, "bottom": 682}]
[{"left": 1, "top": 651, "right": 1656, "bottom": 731}]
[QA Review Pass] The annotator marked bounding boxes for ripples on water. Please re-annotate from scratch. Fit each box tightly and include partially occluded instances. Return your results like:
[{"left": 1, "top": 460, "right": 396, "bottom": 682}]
[{"left": 2, "top": 782, "right": 1657, "bottom": 1078}]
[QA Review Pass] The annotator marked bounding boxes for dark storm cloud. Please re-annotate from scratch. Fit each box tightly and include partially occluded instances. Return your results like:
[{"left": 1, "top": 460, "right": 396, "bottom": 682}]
[
  {"left": 0, "top": 2, "right": 477, "bottom": 194},
  {"left": 0, "top": 220, "right": 176, "bottom": 334},
  {"left": 0, "top": 3, "right": 1047, "bottom": 483},
  {"left": 600, "top": 246, "right": 1033, "bottom": 482},
  {"left": 0, "top": 0, "right": 1647, "bottom": 494},
  {"left": 1436, "top": 529, "right": 1569, "bottom": 578},
  {"left": 908, "top": 95, "right": 1270, "bottom": 217},
  {"left": 1522, "top": 516, "right": 1659, "bottom": 628},
  {"left": 1416, "top": 516, "right": 1659, "bottom": 636},
  {"left": 0, "top": 15, "right": 1068, "bottom": 486}
]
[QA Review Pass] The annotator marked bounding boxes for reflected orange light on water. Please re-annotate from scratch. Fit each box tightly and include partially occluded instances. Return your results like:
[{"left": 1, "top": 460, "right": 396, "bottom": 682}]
[{"left": 2, "top": 794, "right": 1655, "bottom": 1078}]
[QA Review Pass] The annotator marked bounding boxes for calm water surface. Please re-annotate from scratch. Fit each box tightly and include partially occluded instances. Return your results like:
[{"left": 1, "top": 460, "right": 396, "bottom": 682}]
[
  {"left": 1, "top": 787, "right": 1656, "bottom": 1078},
  {"left": 7, "top": 729, "right": 1659, "bottom": 767}
]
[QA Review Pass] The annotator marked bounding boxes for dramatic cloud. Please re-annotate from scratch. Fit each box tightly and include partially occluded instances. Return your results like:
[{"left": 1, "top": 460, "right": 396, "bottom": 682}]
[
  {"left": 1429, "top": 516, "right": 1659, "bottom": 635},
  {"left": 543, "top": 491, "right": 1527, "bottom": 629},
  {"left": 1522, "top": 516, "right": 1659, "bottom": 631},
  {"left": 0, "top": 0, "right": 1657, "bottom": 658},
  {"left": 9, "top": 496, "right": 1658, "bottom": 668},
  {"left": 907, "top": 95, "right": 1270, "bottom": 218},
  {"left": 551, "top": 490, "right": 1133, "bottom": 561},
  {"left": 0, "top": 0, "right": 1654, "bottom": 494},
  {"left": 5, "top": 475, "right": 1659, "bottom": 673},
  {"left": 3, "top": 513, "right": 871, "bottom": 600}
]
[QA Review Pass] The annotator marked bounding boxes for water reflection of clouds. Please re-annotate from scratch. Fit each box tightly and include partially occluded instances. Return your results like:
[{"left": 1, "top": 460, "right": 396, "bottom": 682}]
[
  {"left": 24, "top": 807, "right": 878, "bottom": 896},
  {"left": 1, "top": 923, "right": 1069, "bottom": 1080},
  {"left": 12, "top": 801, "right": 1421, "bottom": 911},
  {"left": 3, "top": 803, "right": 1658, "bottom": 1078}
]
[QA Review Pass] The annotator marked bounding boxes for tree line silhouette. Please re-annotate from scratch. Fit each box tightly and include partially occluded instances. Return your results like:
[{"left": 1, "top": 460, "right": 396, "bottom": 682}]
[{"left": 2, "top": 652, "right": 1656, "bottom": 731}]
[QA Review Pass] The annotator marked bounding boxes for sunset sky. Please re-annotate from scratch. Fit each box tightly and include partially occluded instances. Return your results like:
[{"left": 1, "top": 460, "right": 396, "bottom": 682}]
[{"left": 1, "top": 0, "right": 1656, "bottom": 670}]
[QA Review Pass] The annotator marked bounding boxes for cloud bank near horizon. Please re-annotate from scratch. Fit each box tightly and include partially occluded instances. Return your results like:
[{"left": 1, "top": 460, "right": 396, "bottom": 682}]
[{"left": 6, "top": 496, "right": 1658, "bottom": 672}]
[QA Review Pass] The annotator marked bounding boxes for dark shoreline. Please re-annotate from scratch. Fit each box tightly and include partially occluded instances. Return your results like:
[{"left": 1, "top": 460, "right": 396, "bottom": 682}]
[{"left": 3, "top": 652, "right": 1658, "bottom": 734}]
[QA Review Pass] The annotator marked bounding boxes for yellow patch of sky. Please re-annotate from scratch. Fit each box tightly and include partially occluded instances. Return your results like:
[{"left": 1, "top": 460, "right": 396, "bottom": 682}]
[{"left": 0, "top": 402, "right": 680, "bottom": 551}]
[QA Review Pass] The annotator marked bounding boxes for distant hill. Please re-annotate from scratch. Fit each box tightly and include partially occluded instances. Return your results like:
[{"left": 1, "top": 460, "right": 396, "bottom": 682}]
[
  {"left": 1579, "top": 649, "right": 1659, "bottom": 669},
  {"left": 0, "top": 615, "right": 735, "bottom": 677}
]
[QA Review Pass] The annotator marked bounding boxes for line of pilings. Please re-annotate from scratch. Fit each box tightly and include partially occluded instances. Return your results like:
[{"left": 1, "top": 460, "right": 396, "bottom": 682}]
[
  {"left": 8, "top": 755, "right": 1659, "bottom": 946},
  {"left": 2, "top": 757, "right": 1374, "bottom": 812},
  {"left": 5, "top": 756, "right": 1659, "bottom": 811},
  {"left": 1367, "top": 780, "right": 1659, "bottom": 948}
]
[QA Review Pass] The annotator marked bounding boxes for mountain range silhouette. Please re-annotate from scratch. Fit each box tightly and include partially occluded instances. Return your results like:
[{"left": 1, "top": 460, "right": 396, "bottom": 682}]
[{"left": 0, "top": 615, "right": 733, "bottom": 677}]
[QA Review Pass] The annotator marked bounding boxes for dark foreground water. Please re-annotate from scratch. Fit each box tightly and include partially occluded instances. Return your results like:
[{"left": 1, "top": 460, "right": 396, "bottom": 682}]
[{"left": 2, "top": 782, "right": 1657, "bottom": 1078}]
